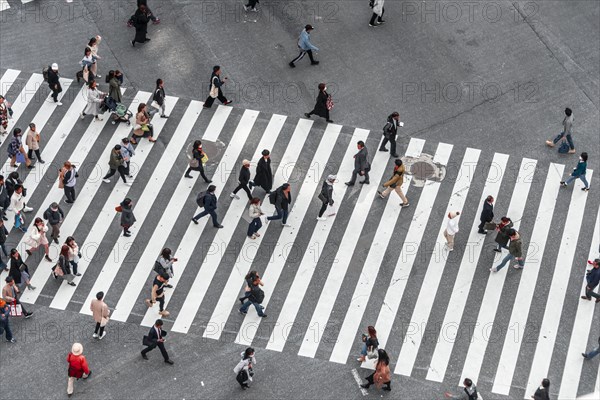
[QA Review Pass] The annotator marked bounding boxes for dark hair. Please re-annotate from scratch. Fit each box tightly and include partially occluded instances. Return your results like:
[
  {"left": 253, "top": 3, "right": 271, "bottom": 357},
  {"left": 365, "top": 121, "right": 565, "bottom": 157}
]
[
  {"left": 318, "top": 83, "right": 326, "bottom": 91},
  {"left": 261, "top": 149, "right": 270, "bottom": 156},
  {"left": 207, "top": 185, "right": 216, "bottom": 192},
  {"left": 123, "top": 198, "right": 132, "bottom": 206},
  {"left": 106, "top": 70, "right": 115, "bottom": 83},
  {"left": 122, "top": 138, "right": 130, "bottom": 144},
  {"left": 565, "top": 108, "right": 572, "bottom": 116},
  {"left": 507, "top": 228, "right": 517, "bottom": 237},
  {"left": 243, "top": 347, "right": 255, "bottom": 359},
  {"left": 463, "top": 378, "right": 473, "bottom": 387},
  {"left": 61, "top": 244, "right": 70, "bottom": 258},
  {"left": 34, "top": 217, "right": 43, "bottom": 225},
  {"left": 193, "top": 140, "right": 202, "bottom": 149},
  {"left": 500, "top": 216, "right": 511, "bottom": 223},
  {"left": 137, "top": 103, "right": 146, "bottom": 113},
  {"left": 282, "top": 183, "right": 290, "bottom": 190},
  {"left": 10, "top": 248, "right": 18, "bottom": 256},
  {"left": 213, "top": 65, "right": 221, "bottom": 73},
  {"left": 96, "top": 292, "right": 104, "bottom": 300},
  {"left": 87, "top": 80, "right": 96, "bottom": 88},
  {"left": 486, "top": 195, "right": 494, "bottom": 202},
  {"left": 156, "top": 78, "right": 163, "bottom": 87},
  {"left": 0, "top": 175, "right": 3, "bottom": 181},
  {"left": 161, "top": 248, "right": 172, "bottom": 259},
  {"left": 84, "top": 46, "right": 91, "bottom": 55},
  {"left": 250, "top": 197, "right": 261, "bottom": 205},
  {"left": 13, "top": 128, "right": 22, "bottom": 136},
  {"left": 29, "top": 123, "right": 35, "bottom": 130},
  {"left": 391, "top": 112, "right": 399, "bottom": 118},
  {"left": 305, "top": 24, "right": 313, "bottom": 30},
  {"left": 357, "top": 140, "right": 365, "bottom": 147},
  {"left": 5, "top": 276, "right": 14, "bottom": 283},
  {"left": 114, "top": 144, "right": 122, "bottom": 151},
  {"left": 394, "top": 159, "right": 403, "bottom": 167},
  {"left": 541, "top": 378, "right": 550, "bottom": 389},
  {"left": 88, "top": 37, "right": 97, "bottom": 46},
  {"left": 581, "top": 152, "right": 588, "bottom": 162},
  {"left": 367, "top": 326, "right": 377, "bottom": 338},
  {"left": 245, "top": 271, "right": 258, "bottom": 281},
  {"left": 159, "top": 272, "right": 170, "bottom": 280},
  {"left": 66, "top": 236, "right": 76, "bottom": 245},
  {"left": 376, "top": 349, "right": 390, "bottom": 366},
  {"left": 155, "top": 319, "right": 164, "bottom": 326}
]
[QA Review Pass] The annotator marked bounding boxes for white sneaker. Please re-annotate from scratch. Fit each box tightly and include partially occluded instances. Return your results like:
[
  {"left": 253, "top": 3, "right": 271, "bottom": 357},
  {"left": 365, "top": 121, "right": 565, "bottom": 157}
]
[
  {"left": 282, "top": 223, "right": 291, "bottom": 227},
  {"left": 124, "top": 182, "right": 132, "bottom": 186},
  {"left": 55, "top": 102, "right": 63, "bottom": 106},
  {"left": 316, "top": 217, "right": 327, "bottom": 221},
  {"left": 92, "top": 333, "right": 99, "bottom": 339},
  {"left": 99, "top": 331, "right": 107, "bottom": 340},
  {"left": 102, "top": 179, "right": 110, "bottom": 183},
  {"left": 95, "top": 116, "right": 103, "bottom": 121},
  {"left": 490, "top": 267, "right": 497, "bottom": 273},
  {"left": 23, "top": 206, "right": 33, "bottom": 212},
  {"left": 229, "top": 193, "right": 236, "bottom": 198},
  {"left": 80, "top": 112, "right": 85, "bottom": 120}
]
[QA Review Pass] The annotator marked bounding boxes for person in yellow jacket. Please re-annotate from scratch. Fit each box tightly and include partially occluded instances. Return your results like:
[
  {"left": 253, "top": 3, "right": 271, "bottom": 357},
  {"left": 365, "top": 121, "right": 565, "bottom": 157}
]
[{"left": 377, "top": 159, "right": 409, "bottom": 207}]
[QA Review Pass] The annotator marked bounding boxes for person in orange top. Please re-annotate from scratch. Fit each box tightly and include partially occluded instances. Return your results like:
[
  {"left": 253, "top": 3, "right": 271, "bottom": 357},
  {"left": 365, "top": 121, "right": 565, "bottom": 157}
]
[
  {"left": 67, "top": 343, "right": 91, "bottom": 397},
  {"left": 360, "top": 349, "right": 391, "bottom": 391}
]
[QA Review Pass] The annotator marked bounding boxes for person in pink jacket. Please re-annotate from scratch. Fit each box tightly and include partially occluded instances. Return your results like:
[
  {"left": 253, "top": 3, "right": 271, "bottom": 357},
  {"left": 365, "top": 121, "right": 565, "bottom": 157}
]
[{"left": 90, "top": 291, "right": 109, "bottom": 339}]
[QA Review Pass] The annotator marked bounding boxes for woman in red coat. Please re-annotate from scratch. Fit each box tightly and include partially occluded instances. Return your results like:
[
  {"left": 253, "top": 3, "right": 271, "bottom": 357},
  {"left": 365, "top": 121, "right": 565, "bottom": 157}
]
[{"left": 67, "top": 343, "right": 91, "bottom": 397}]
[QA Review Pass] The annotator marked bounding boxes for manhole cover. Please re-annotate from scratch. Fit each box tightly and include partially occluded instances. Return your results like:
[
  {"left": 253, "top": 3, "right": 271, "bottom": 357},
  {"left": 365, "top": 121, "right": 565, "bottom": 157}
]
[
  {"left": 202, "top": 140, "right": 226, "bottom": 168},
  {"left": 402, "top": 153, "right": 446, "bottom": 187},
  {"left": 411, "top": 161, "right": 436, "bottom": 180}
]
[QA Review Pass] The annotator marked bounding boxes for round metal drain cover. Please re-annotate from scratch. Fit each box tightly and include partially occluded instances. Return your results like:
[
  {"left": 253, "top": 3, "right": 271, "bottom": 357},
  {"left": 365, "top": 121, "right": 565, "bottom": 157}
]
[
  {"left": 411, "top": 161, "right": 436, "bottom": 180},
  {"left": 402, "top": 153, "right": 446, "bottom": 187},
  {"left": 200, "top": 140, "right": 226, "bottom": 167}
]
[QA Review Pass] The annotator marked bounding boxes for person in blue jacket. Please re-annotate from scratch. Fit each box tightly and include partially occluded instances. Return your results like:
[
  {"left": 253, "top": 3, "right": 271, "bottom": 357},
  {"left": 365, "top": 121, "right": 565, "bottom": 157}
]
[
  {"left": 560, "top": 152, "right": 589, "bottom": 191},
  {"left": 581, "top": 258, "right": 600, "bottom": 303},
  {"left": 289, "top": 25, "right": 320, "bottom": 68}
]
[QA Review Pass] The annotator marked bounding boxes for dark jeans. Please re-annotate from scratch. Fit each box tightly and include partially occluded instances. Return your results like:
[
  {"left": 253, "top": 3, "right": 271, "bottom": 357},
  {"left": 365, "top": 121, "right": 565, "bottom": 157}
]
[
  {"left": 380, "top": 135, "right": 397, "bottom": 155},
  {"left": 94, "top": 322, "right": 105, "bottom": 336},
  {"left": 50, "top": 84, "right": 62, "bottom": 102},
  {"left": 70, "top": 260, "right": 78, "bottom": 275},
  {"left": 141, "top": 341, "right": 170, "bottom": 361},
  {"left": 247, "top": 217, "right": 262, "bottom": 236},
  {"left": 185, "top": 163, "right": 210, "bottom": 182},
  {"left": 267, "top": 209, "right": 288, "bottom": 224},
  {"left": 349, "top": 167, "right": 370, "bottom": 184},
  {"left": 363, "top": 371, "right": 391, "bottom": 389},
  {"left": 240, "top": 299, "right": 265, "bottom": 316},
  {"left": 64, "top": 186, "right": 76, "bottom": 202},
  {"left": 124, "top": 161, "right": 131, "bottom": 176},
  {"left": 585, "top": 286, "right": 600, "bottom": 300},
  {"left": 291, "top": 49, "right": 316, "bottom": 64},
  {"left": 318, "top": 201, "right": 328, "bottom": 217},
  {"left": 0, "top": 319, "right": 12, "bottom": 341},
  {"left": 50, "top": 223, "right": 61, "bottom": 240},
  {"left": 104, "top": 166, "right": 127, "bottom": 183},
  {"left": 27, "top": 149, "right": 42, "bottom": 161},
  {"left": 553, "top": 131, "right": 574, "bottom": 149},
  {"left": 233, "top": 183, "right": 252, "bottom": 199},
  {"left": 193, "top": 209, "right": 220, "bottom": 227},
  {"left": 370, "top": 7, "right": 385, "bottom": 24},
  {"left": 0, "top": 243, "right": 7, "bottom": 269},
  {"left": 204, "top": 88, "right": 228, "bottom": 108}
]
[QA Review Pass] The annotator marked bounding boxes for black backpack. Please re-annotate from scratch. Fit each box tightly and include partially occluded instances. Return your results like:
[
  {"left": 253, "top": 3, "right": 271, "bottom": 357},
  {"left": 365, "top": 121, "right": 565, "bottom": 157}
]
[
  {"left": 251, "top": 286, "right": 265, "bottom": 304},
  {"left": 268, "top": 190, "right": 277, "bottom": 205},
  {"left": 42, "top": 66, "right": 50, "bottom": 82},
  {"left": 43, "top": 209, "right": 50, "bottom": 220},
  {"left": 196, "top": 191, "right": 206, "bottom": 208},
  {"left": 464, "top": 387, "right": 478, "bottom": 400},
  {"left": 153, "top": 260, "right": 167, "bottom": 275}
]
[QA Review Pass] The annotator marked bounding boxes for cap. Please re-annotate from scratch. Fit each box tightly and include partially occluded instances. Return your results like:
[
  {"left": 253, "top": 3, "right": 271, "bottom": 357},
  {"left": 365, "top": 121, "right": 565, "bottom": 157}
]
[
  {"left": 51, "top": 63, "right": 58, "bottom": 70},
  {"left": 327, "top": 174, "right": 337, "bottom": 182},
  {"left": 305, "top": 24, "right": 314, "bottom": 30},
  {"left": 71, "top": 343, "right": 83, "bottom": 356}
]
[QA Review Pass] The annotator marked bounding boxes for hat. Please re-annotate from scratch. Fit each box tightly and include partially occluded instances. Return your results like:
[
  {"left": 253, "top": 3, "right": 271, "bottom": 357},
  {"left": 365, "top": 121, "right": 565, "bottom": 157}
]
[
  {"left": 71, "top": 343, "right": 83, "bottom": 356},
  {"left": 327, "top": 174, "right": 337, "bottom": 182},
  {"left": 448, "top": 211, "right": 459, "bottom": 218},
  {"left": 242, "top": 159, "right": 250, "bottom": 165},
  {"left": 51, "top": 63, "right": 58, "bottom": 70},
  {"left": 305, "top": 24, "right": 314, "bottom": 30},
  {"left": 51, "top": 202, "right": 59, "bottom": 210}
]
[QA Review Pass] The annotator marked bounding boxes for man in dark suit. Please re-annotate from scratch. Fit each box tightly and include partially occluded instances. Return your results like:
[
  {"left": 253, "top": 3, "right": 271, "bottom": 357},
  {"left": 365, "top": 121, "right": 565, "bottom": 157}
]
[
  {"left": 478, "top": 195, "right": 494, "bottom": 234},
  {"left": 346, "top": 141, "right": 371, "bottom": 186},
  {"left": 141, "top": 319, "right": 174, "bottom": 364}
]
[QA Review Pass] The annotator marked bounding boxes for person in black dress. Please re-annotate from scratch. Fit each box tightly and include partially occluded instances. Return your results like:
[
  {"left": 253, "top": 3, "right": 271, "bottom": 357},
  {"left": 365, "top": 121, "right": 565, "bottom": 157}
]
[
  {"left": 250, "top": 150, "right": 273, "bottom": 194},
  {"left": 305, "top": 83, "right": 333, "bottom": 123},
  {"left": 131, "top": 3, "right": 151, "bottom": 46}
]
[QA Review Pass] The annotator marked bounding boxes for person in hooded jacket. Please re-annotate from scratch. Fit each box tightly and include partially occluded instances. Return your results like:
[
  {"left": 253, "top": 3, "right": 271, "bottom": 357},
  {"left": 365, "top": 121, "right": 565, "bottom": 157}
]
[
  {"left": 120, "top": 198, "right": 136, "bottom": 237},
  {"left": 305, "top": 83, "right": 333, "bottom": 123},
  {"left": 378, "top": 158, "right": 408, "bottom": 206},
  {"left": 67, "top": 343, "right": 91, "bottom": 396},
  {"left": 131, "top": 3, "right": 151, "bottom": 46},
  {"left": 581, "top": 258, "right": 600, "bottom": 303},
  {"left": 47, "top": 63, "right": 63, "bottom": 105},
  {"left": 444, "top": 378, "right": 478, "bottom": 399},
  {"left": 531, "top": 378, "right": 550, "bottom": 400},
  {"left": 234, "top": 347, "right": 257, "bottom": 390},
  {"left": 491, "top": 229, "right": 525, "bottom": 272},
  {"left": 250, "top": 149, "right": 273, "bottom": 193},
  {"left": 317, "top": 175, "right": 336, "bottom": 221},
  {"left": 102, "top": 145, "right": 129, "bottom": 185},
  {"left": 0, "top": 175, "right": 10, "bottom": 221},
  {"left": 493, "top": 217, "right": 513, "bottom": 252},
  {"left": 360, "top": 349, "right": 391, "bottom": 391},
  {"left": 267, "top": 183, "right": 292, "bottom": 227},
  {"left": 444, "top": 211, "right": 460, "bottom": 251},
  {"left": 379, "top": 112, "right": 401, "bottom": 157},
  {"left": 560, "top": 152, "right": 589, "bottom": 191}
]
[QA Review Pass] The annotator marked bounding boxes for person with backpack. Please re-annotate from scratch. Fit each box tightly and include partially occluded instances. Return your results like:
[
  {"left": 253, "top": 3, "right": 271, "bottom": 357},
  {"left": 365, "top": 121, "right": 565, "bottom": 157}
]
[
  {"left": 357, "top": 325, "right": 379, "bottom": 362},
  {"left": 444, "top": 378, "right": 478, "bottom": 399},
  {"left": 47, "top": 63, "right": 63, "bottom": 105},
  {"left": 379, "top": 112, "right": 401, "bottom": 157},
  {"left": 267, "top": 183, "right": 292, "bottom": 227},
  {"left": 250, "top": 149, "right": 273, "bottom": 193},
  {"left": 149, "top": 79, "right": 168, "bottom": 118},
  {"left": 546, "top": 107, "right": 576, "bottom": 154},
  {"left": 234, "top": 347, "right": 257, "bottom": 390},
  {"left": 239, "top": 271, "right": 264, "bottom": 303},
  {"left": 360, "top": 349, "right": 391, "bottom": 391},
  {"left": 155, "top": 248, "right": 177, "bottom": 284},
  {"left": 203, "top": 66, "right": 232, "bottom": 109},
  {"left": 316, "top": 175, "right": 336, "bottom": 221},
  {"left": 102, "top": 145, "right": 130, "bottom": 185},
  {"left": 230, "top": 160, "right": 252, "bottom": 201},
  {"left": 8, "top": 128, "right": 33, "bottom": 169},
  {"left": 369, "top": 0, "right": 386, "bottom": 27},
  {"left": 66, "top": 343, "right": 92, "bottom": 396},
  {"left": 304, "top": 83, "right": 333, "bottom": 123},
  {"left": 239, "top": 281, "right": 267, "bottom": 318},
  {"left": 191, "top": 185, "right": 223, "bottom": 228},
  {"left": 289, "top": 24, "right": 319, "bottom": 68},
  {"left": 247, "top": 198, "right": 264, "bottom": 239},
  {"left": 560, "top": 152, "right": 589, "bottom": 191},
  {"left": 128, "top": 0, "right": 160, "bottom": 27},
  {"left": 377, "top": 158, "right": 409, "bottom": 207},
  {"left": 60, "top": 161, "right": 78, "bottom": 203},
  {"left": 144, "top": 273, "right": 170, "bottom": 317},
  {"left": 531, "top": 378, "right": 550, "bottom": 400},
  {"left": 119, "top": 198, "right": 136, "bottom": 237},
  {"left": 184, "top": 140, "right": 211, "bottom": 182}
]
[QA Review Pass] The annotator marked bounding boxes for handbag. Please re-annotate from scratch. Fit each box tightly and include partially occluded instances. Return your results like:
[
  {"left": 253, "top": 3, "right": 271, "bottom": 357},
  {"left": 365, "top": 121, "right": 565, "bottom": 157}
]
[
  {"left": 557, "top": 140, "right": 570, "bottom": 154},
  {"left": 189, "top": 158, "right": 199, "bottom": 168},
  {"left": 100, "top": 316, "right": 109, "bottom": 327},
  {"left": 209, "top": 83, "right": 218, "bottom": 99},
  {"left": 115, "top": 205, "right": 122, "bottom": 212},
  {"left": 82, "top": 66, "right": 89, "bottom": 83},
  {"left": 142, "top": 335, "right": 153, "bottom": 346},
  {"left": 201, "top": 153, "right": 209, "bottom": 165},
  {"left": 367, "top": 348, "right": 379, "bottom": 360},
  {"left": 53, "top": 262, "right": 65, "bottom": 277},
  {"left": 16, "top": 152, "right": 26, "bottom": 164},
  {"left": 58, "top": 168, "right": 65, "bottom": 189},
  {"left": 141, "top": 124, "right": 150, "bottom": 132},
  {"left": 326, "top": 95, "right": 334, "bottom": 111},
  {"left": 484, "top": 221, "right": 497, "bottom": 231},
  {"left": 150, "top": 100, "right": 161, "bottom": 110},
  {"left": 9, "top": 300, "right": 22, "bottom": 317},
  {"left": 133, "top": 124, "right": 142, "bottom": 131}
]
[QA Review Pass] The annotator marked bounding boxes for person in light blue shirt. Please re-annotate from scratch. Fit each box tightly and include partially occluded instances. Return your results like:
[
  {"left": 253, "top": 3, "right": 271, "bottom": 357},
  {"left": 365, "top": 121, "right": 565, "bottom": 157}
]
[{"left": 289, "top": 25, "right": 320, "bottom": 68}]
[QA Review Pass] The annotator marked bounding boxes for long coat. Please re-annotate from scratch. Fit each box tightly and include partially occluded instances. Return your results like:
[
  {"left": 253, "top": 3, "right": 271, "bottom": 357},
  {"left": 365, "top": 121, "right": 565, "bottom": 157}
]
[
  {"left": 254, "top": 157, "right": 273, "bottom": 192},
  {"left": 108, "top": 77, "right": 123, "bottom": 103},
  {"left": 134, "top": 9, "right": 149, "bottom": 42},
  {"left": 9, "top": 256, "right": 28, "bottom": 285},
  {"left": 83, "top": 88, "right": 103, "bottom": 116},
  {"left": 90, "top": 298, "right": 109, "bottom": 324},
  {"left": 311, "top": 90, "right": 329, "bottom": 118},
  {"left": 494, "top": 220, "right": 513, "bottom": 247},
  {"left": 120, "top": 201, "right": 136, "bottom": 228},
  {"left": 480, "top": 201, "right": 494, "bottom": 223}
]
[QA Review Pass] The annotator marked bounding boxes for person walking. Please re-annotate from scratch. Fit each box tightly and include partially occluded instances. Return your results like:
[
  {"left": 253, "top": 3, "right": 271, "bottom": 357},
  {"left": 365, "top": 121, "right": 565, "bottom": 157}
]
[
  {"left": 230, "top": 160, "right": 252, "bottom": 200},
  {"left": 192, "top": 185, "right": 223, "bottom": 228},
  {"left": 2, "top": 276, "right": 33, "bottom": 318},
  {"left": 234, "top": 347, "right": 257, "bottom": 390},
  {"left": 60, "top": 161, "right": 78, "bottom": 203},
  {"left": 47, "top": 63, "right": 63, "bottom": 105},
  {"left": 0, "top": 95, "right": 11, "bottom": 136},
  {"left": 357, "top": 325, "right": 379, "bottom": 362},
  {"left": 144, "top": 273, "right": 170, "bottom": 317},
  {"left": 102, "top": 145, "right": 129, "bottom": 185},
  {"left": 80, "top": 81, "right": 105, "bottom": 122},
  {"left": 250, "top": 149, "right": 273, "bottom": 193},
  {"left": 25, "top": 217, "right": 52, "bottom": 262},
  {"left": 43, "top": 202, "right": 64, "bottom": 245},
  {"left": 346, "top": 141, "right": 371, "bottom": 186},
  {"left": 477, "top": 195, "right": 494, "bottom": 234},
  {"left": 379, "top": 112, "right": 401, "bottom": 157},
  {"left": 581, "top": 258, "right": 600, "bottom": 303},
  {"left": 120, "top": 138, "right": 135, "bottom": 178},
  {"left": 247, "top": 198, "right": 264, "bottom": 239},
  {"left": 204, "top": 66, "right": 232, "bottom": 109},
  {"left": 10, "top": 184, "right": 32, "bottom": 233},
  {"left": 531, "top": 378, "right": 550, "bottom": 400},
  {"left": 289, "top": 24, "right": 319, "bottom": 68},
  {"left": 443, "top": 211, "right": 460, "bottom": 251},
  {"left": 87, "top": 36, "right": 102, "bottom": 78},
  {"left": 25, "top": 123, "right": 44, "bottom": 164},
  {"left": 131, "top": 103, "right": 155, "bottom": 143},
  {"left": 582, "top": 335, "right": 600, "bottom": 360},
  {"left": 150, "top": 79, "right": 168, "bottom": 118},
  {"left": 184, "top": 140, "right": 211, "bottom": 181},
  {"left": 107, "top": 70, "right": 123, "bottom": 103},
  {"left": 128, "top": 0, "right": 160, "bottom": 26},
  {"left": 546, "top": 108, "right": 576, "bottom": 154},
  {"left": 9, "top": 249, "right": 35, "bottom": 290},
  {"left": 119, "top": 198, "right": 136, "bottom": 237},
  {"left": 491, "top": 229, "right": 525, "bottom": 272},
  {"left": 66, "top": 236, "right": 82, "bottom": 277},
  {"left": 90, "top": 291, "right": 109, "bottom": 340},
  {"left": 131, "top": 3, "right": 151, "bottom": 46},
  {"left": 305, "top": 83, "right": 333, "bottom": 123},
  {"left": 377, "top": 159, "right": 409, "bottom": 206},
  {"left": 239, "top": 271, "right": 263, "bottom": 303},
  {"left": 316, "top": 174, "right": 336, "bottom": 221},
  {"left": 155, "top": 248, "right": 177, "bottom": 283},
  {"left": 244, "top": 0, "right": 259, "bottom": 12},
  {"left": 0, "top": 299, "right": 16, "bottom": 343},
  {"left": 444, "top": 378, "right": 478, "bottom": 399},
  {"left": 239, "top": 281, "right": 267, "bottom": 318},
  {"left": 267, "top": 183, "right": 292, "bottom": 227},
  {"left": 79, "top": 47, "right": 98, "bottom": 83},
  {"left": 369, "top": 0, "right": 386, "bottom": 27},
  {"left": 360, "top": 349, "right": 391, "bottom": 391},
  {"left": 0, "top": 220, "right": 8, "bottom": 271},
  {"left": 0, "top": 175, "right": 9, "bottom": 221},
  {"left": 52, "top": 245, "right": 77, "bottom": 286},
  {"left": 67, "top": 343, "right": 91, "bottom": 397},
  {"left": 560, "top": 152, "right": 589, "bottom": 191},
  {"left": 8, "top": 128, "right": 33, "bottom": 169},
  {"left": 493, "top": 217, "right": 513, "bottom": 252},
  {"left": 141, "top": 319, "right": 174, "bottom": 364}
]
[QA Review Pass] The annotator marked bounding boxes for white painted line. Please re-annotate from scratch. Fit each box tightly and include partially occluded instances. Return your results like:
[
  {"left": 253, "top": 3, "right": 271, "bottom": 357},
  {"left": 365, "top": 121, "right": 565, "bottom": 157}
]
[
  {"left": 425, "top": 153, "right": 510, "bottom": 382},
  {"left": 0, "top": 69, "right": 20, "bottom": 96},
  {"left": 2, "top": 73, "right": 45, "bottom": 140},
  {"left": 202, "top": 105, "right": 232, "bottom": 142},
  {"left": 265, "top": 128, "right": 374, "bottom": 352},
  {"left": 351, "top": 368, "right": 369, "bottom": 396},
  {"left": 297, "top": 138, "right": 400, "bottom": 359},
  {"left": 18, "top": 92, "right": 152, "bottom": 305},
  {"left": 108, "top": 101, "right": 205, "bottom": 321},
  {"left": 138, "top": 113, "right": 285, "bottom": 326},
  {"left": 558, "top": 205, "right": 600, "bottom": 399},
  {"left": 0, "top": 0, "right": 11, "bottom": 12},
  {"left": 394, "top": 147, "right": 480, "bottom": 375},
  {"left": 171, "top": 120, "right": 312, "bottom": 335},
  {"left": 459, "top": 158, "right": 536, "bottom": 384},
  {"left": 231, "top": 124, "right": 343, "bottom": 345},
  {"left": 50, "top": 95, "right": 177, "bottom": 310},
  {"left": 491, "top": 163, "right": 564, "bottom": 395},
  {"left": 328, "top": 139, "right": 426, "bottom": 364},
  {"left": 524, "top": 170, "right": 593, "bottom": 397}
]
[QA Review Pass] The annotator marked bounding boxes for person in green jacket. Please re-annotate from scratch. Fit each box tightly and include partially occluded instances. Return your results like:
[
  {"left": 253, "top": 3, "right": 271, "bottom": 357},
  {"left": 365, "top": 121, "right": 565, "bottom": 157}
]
[
  {"left": 561, "top": 152, "right": 589, "bottom": 191},
  {"left": 491, "top": 229, "right": 525, "bottom": 272},
  {"left": 102, "top": 145, "right": 129, "bottom": 185}
]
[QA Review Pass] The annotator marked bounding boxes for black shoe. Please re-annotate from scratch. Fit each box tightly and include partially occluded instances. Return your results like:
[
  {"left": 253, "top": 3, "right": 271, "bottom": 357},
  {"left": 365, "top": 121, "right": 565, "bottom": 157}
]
[
  {"left": 29, "top": 157, "right": 36, "bottom": 161},
  {"left": 164, "top": 359, "right": 174, "bottom": 365},
  {"left": 359, "top": 181, "right": 369, "bottom": 185},
  {"left": 360, "top": 384, "right": 370, "bottom": 389},
  {"left": 478, "top": 229, "right": 487, "bottom": 234},
  {"left": 223, "top": 100, "right": 233, "bottom": 105},
  {"left": 391, "top": 154, "right": 399, "bottom": 157},
  {"left": 24, "top": 312, "right": 33, "bottom": 319},
  {"left": 191, "top": 218, "right": 198, "bottom": 225},
  {"left": 311, "top": 61, "right": 320, "bottom": 65},
  {"left": 184, "top": 174, "right": 193, "bottom": 179},
  {"left": 379, "top": 147, "right": 388, "bottom": 152},
  {"left": 239, "top": 298, "right": 245, "bottom": 305},
  {"left": 39, "top": 159, "right": 45, "bottom": 164},
  {"left": 160, "top": 115, "right": 169, "bottom": 118},
  {"left": 304, "top": 113, "right": 311, "bottom": 118},
  {"left": 75, "top": 273, "right": 82, "bottom": 276},
  {"left": 26, "top": 164, "right": 35, "bottom": 169},
  {"left": 205, "top": 180, "right": 212, "bottom": 183},
  {"left": 124, "top": 232, "right": 131, "bottom": 237},
  {"left": 582, "top": 353, "right": 589, "bottom": 359},
  {"left": 141, "top": 352, "right": 149, "bottom": 360},
  {"left": 144, "top": 38, "right": 151, "bottom": 42},
  {"left": 26, "top": 249, "right": 32, "bottom": 256},
  {"left": 289, "top": 61, "right": 296, "bottom": 68},
  {"left": 165, "top": 284, "right": 173, "bottom": 288},
  {"left": 345, "top": 182, "right": 354, "bottom": 186},
  {"left": 68, "top": 282, "right": 76, "bottom": 287},
  {"left": 131, "top": 40, "right": 135, "bottom": 47},
  {"left": 260, "top": 314, "right": 267, "bottom": 318},
  {"left": 382, "top": 386, "right": 391, "bottom": 391},
  {"left": 326, "top": 119, "right": 334, "bottom": 123},
  {"left": 45, "top": 255, "right": 53, "bottom": 262},
  {"left": 2, "top": 216, "right": 7, "bottom": 221},
  {"left": 239, "top": 310, "right": 247, "bottom": 315},
  {"left": 53, "top": 238, "right": 59, "bottom": 244},
  {"left": 214, "top": 224, "right": 224, "bottom": 228},
  {"left": 493, "top": 248, "right": 501, "bottom": 253},
  {"left": 65, "top": 200, "right": 74, "bottom": 204}
]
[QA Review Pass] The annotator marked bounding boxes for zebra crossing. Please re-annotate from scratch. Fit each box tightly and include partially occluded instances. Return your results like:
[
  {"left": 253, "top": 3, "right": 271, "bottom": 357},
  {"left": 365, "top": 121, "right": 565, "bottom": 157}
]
[{"left": 0, "top": 69, "right": 598, "bottom": 398}]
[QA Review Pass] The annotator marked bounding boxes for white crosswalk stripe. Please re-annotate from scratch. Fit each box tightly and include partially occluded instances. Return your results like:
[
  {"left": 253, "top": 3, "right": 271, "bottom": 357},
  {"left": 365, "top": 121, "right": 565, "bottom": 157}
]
[{"left": 4, "top": 69, "right": 598, "bottom": 399}]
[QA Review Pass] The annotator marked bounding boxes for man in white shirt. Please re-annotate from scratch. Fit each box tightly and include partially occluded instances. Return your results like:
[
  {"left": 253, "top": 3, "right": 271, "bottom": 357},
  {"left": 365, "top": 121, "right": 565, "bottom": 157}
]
[{"left": 444, "top": 211, "right": 460, "bottom": 251}]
